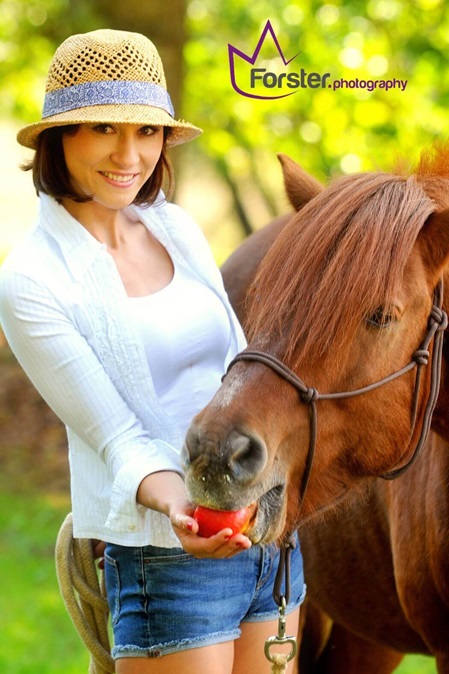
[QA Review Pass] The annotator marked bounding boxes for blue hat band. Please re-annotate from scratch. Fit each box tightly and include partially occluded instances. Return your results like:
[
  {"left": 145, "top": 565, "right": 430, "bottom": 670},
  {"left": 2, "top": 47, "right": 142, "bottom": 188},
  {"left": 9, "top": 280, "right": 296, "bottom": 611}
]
[{"left": 43, "top": 80, "right": 174, "bottom": 118}]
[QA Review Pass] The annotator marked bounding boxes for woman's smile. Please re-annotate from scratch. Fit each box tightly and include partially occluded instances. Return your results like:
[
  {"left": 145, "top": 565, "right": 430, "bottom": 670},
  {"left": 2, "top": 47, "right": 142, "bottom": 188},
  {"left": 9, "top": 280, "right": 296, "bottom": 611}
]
[{"left": 99, "top": 171, "right": 140, "bottom": 186}]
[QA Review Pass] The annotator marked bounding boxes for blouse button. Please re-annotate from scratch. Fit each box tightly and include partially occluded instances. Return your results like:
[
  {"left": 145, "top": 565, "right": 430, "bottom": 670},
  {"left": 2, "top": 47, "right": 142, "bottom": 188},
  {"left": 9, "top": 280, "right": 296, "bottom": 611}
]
[{"left": 128, "top": 524, "right": 136, "bottom": 531}]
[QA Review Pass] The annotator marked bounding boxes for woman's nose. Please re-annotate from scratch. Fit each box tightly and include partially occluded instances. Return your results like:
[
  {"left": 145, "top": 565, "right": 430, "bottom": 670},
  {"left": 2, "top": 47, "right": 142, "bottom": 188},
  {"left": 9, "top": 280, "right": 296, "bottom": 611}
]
[{"left": 110, "top": 133, "right": 139, "bottom": 167}]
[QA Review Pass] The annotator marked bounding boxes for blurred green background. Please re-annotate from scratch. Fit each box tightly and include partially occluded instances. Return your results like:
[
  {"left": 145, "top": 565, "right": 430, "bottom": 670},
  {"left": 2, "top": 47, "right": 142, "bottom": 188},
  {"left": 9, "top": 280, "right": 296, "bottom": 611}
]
[{"left": 0, "top": 0, "right": 446, "bottom": 671}]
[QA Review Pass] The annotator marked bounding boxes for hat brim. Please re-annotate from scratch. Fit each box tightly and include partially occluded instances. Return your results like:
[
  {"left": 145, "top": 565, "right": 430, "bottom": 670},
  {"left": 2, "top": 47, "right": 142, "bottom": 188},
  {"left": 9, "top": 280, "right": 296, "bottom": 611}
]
[{"left": 17, "top": 103, "right": 202, "bottom": 149}]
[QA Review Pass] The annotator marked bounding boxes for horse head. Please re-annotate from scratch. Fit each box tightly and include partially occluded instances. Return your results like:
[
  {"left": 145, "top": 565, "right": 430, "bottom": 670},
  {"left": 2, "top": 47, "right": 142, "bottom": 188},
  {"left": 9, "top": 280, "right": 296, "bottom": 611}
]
[{"left": 183, "top": 145, "right": 449, "bottom": 544}]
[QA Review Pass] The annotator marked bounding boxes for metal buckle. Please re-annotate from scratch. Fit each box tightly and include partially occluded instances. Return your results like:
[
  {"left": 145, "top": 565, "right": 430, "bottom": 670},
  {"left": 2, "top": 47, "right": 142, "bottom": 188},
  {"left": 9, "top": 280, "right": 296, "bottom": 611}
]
[{"left": 264, "top": 596, "right": 297, "bottom": 664}]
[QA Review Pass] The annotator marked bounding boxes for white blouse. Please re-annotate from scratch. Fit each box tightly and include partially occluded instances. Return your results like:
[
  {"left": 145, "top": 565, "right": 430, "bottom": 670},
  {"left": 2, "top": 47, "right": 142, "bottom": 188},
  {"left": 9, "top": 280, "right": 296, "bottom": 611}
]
[
  {"left": 0, "top": 193, "right": 247, "bottom": 547},
  {"left": 127, "top": 262, "right": 231, "bottom": 436}
]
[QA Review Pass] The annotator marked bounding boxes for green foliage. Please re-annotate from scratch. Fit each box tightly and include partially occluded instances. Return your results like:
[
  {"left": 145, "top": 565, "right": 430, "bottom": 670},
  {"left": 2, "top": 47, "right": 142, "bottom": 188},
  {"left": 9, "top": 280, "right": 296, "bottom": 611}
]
[
  {"left": 4, "top": 0, "right": 449, "bottom": 235},
  {"left": 184, "top": 0, "right": 449, "bottom": 231},
  {"left": 0, "top": 0, "right": 102, "bottom": 119}
]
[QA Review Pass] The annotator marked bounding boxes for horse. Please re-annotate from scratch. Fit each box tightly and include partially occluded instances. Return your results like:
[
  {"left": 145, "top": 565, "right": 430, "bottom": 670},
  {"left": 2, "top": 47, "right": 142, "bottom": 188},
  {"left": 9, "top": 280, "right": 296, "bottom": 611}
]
[{"left": 182, "top": 148, "right": 449, "bottom": 673}]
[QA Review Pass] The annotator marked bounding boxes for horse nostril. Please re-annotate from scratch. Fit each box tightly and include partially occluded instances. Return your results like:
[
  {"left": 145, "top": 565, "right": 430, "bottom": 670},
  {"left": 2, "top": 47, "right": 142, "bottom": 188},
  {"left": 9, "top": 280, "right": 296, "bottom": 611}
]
[
  {"left": 227, "top": 432, "right": 268, "bottom": 482},
  {"left": 183, "top": 425, "right": 201, "bottom": 465},
  {"left": 182, "top": 425, "right": 267, "bottom": 485}
]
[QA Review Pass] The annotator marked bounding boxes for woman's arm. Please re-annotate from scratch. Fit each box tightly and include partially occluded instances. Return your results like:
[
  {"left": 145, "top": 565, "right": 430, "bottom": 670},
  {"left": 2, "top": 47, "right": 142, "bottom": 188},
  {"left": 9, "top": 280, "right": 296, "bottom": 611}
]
[
  {"left": 0, "top": 270, "right": 252, "bottom": 557},
  {"left": 0, "top": 271, "right": 182, "bottom": 521}
]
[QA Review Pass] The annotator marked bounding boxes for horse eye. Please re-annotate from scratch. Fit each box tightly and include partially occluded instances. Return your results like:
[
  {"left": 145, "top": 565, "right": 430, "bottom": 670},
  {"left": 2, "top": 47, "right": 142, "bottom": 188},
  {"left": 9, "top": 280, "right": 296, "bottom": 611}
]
[{"left": 366, "top": 307, "right": 395, "bottom": 328}]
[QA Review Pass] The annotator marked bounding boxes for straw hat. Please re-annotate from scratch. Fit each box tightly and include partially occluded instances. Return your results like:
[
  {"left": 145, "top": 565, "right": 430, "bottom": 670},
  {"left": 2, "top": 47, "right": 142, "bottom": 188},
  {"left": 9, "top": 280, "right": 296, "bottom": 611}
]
[{"left": 17, "top": 29, "right": 202, "bottom": 149}]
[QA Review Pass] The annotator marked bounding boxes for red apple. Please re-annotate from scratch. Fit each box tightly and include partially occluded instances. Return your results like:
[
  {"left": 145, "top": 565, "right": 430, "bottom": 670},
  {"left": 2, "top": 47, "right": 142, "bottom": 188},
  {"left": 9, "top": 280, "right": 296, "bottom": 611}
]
[{"left": 193, "top": 504, "right": 255, "bottom": 538}]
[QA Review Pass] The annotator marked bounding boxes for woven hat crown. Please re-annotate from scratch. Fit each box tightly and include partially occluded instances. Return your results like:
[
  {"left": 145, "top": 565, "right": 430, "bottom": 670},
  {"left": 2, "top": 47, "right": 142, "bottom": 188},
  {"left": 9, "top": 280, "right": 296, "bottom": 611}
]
[
  {"left": 46, "top": 29, "right": 167, "bottom": 93},
  {"left": 17, "top": 28, "right": 202, "bottom": 149}
]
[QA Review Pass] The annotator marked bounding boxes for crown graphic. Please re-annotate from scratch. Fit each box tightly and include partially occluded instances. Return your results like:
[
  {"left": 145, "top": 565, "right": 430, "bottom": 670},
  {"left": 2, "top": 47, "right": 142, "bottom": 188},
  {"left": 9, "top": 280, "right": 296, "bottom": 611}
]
[{"left": 228, "top": 20, "right": 301, "bottom": 100}]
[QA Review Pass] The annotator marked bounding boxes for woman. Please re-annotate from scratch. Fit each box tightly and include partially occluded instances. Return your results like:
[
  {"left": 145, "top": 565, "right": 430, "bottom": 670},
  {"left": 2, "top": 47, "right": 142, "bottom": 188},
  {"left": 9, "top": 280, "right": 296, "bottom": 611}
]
[{"left": 0, "top": 29, "right": 305, "bottom": 673}]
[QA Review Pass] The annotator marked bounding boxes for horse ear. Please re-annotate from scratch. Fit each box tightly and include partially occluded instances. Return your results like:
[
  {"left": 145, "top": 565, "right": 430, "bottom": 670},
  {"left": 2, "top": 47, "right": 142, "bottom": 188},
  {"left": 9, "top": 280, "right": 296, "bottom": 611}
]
[
  {"left": 277, "top": 153, "right": 324, "bottom": 212},
  {"left": 418, "top": 208, "right": 449, "bottom": 284}
]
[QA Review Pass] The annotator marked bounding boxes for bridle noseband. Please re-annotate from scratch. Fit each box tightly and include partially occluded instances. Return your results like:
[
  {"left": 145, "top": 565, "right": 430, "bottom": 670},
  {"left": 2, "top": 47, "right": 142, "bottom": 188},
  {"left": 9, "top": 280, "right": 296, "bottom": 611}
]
[{"left": 225, "top": 280, "right": 448, "bottom": 505}]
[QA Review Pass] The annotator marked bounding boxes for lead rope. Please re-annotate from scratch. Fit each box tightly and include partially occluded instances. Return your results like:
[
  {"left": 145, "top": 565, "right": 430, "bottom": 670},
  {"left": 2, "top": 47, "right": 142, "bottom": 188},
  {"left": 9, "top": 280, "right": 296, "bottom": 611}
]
[
  {"left": 265, "top": 538, "right": 297, "bottom": 673},
  {"left": 55, "top": 514, "right": 114, "bottom": 674}
]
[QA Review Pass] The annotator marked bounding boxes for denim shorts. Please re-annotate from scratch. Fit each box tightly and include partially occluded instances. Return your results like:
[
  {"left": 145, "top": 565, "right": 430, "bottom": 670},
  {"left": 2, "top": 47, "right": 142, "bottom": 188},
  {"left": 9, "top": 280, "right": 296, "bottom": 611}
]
[{"left": 104, "top": 534, "right": 305, "bottom": 659}]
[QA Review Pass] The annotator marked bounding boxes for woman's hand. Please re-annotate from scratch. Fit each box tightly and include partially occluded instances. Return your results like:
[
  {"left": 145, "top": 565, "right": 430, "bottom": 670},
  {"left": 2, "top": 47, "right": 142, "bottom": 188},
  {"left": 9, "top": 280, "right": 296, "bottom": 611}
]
[
  {"left": 137, "top": 471, "right": 252, "bottom": 559},
  {"left": 170, "top": 497, "right": 252, "bottom": 559},
  {"left": 91, "top": 539, "right": 106, "bottom": 569}
]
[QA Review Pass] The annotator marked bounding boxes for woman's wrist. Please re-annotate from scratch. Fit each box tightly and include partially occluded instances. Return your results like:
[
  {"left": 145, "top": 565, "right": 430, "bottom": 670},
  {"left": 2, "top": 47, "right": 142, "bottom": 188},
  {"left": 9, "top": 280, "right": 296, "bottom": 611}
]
[{"left": 136, "top": 470, "right": 189, "bottom": 516}]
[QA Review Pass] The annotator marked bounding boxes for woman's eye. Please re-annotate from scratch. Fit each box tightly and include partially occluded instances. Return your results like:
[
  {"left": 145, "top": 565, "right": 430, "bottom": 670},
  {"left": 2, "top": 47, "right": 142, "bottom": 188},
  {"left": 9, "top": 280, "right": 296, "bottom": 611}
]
[
  {"left": 139, "top": 125, "right": 158, "bottom": 136},
  {"left": 92, "top": 124, "right": 113, "bottom": 134},
  {"left": 366, "top": 307, "right": 396, "bottom": 328}
]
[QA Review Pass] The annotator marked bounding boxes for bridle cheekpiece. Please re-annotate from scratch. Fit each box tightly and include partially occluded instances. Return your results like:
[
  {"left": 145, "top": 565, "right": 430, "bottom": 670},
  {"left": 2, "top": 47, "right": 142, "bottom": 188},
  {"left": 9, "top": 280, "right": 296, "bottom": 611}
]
[{"left": 225, "top": 280, "right": 448, "bottom": 506}]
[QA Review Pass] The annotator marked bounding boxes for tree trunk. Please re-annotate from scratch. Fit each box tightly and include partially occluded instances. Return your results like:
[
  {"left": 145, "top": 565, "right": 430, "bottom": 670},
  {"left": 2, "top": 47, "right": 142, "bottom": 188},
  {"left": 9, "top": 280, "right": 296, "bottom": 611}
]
[{"left": 92, "top": 0, "right": 186, "bottom": 120}]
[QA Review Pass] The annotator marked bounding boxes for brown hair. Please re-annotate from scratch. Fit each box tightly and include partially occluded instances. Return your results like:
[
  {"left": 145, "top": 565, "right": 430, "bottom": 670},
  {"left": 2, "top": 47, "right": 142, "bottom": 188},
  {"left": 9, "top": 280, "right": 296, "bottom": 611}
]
[{"left": 22, "top": 125, "right": 174, "bottom": 206}]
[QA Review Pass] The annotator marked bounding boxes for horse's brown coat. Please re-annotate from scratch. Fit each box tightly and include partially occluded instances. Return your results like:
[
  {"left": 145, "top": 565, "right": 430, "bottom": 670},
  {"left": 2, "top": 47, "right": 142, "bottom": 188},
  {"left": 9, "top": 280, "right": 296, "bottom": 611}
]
[{"left": 185, "top": 147, "right": 449, "bottom": 673}]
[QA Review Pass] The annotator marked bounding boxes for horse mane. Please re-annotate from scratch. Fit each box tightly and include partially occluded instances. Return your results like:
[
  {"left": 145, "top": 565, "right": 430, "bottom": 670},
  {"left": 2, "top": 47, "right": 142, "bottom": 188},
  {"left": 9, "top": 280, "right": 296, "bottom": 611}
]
[{"left": 245, "top": 143, "right": 449, "bottom": 369}]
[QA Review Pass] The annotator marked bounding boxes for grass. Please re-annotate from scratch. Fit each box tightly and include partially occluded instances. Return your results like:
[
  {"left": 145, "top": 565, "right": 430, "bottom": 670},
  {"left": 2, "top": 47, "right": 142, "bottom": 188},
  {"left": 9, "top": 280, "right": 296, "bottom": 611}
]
[
  {"left": 0, "top": 487, "right": 89, "bottom": 674},
  {"left": 396, "top": 655, "right": 437, "bottom": 674},
  {"left": 0, "top": 483, "right": 438, "bottom": 673}
]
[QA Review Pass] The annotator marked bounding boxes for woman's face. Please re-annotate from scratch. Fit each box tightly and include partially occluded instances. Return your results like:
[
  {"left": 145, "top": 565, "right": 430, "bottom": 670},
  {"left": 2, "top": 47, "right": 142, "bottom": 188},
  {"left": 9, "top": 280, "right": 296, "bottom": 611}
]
[{"left": 62, "top": 122, "right": 164, "bottom": 212}]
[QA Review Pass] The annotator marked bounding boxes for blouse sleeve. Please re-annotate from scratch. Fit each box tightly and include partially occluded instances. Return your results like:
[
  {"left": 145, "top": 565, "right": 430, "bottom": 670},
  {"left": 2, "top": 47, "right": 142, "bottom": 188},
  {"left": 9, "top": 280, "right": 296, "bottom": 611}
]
[{"left": 0, "top": 269, "right": 183, "bottom": 526}]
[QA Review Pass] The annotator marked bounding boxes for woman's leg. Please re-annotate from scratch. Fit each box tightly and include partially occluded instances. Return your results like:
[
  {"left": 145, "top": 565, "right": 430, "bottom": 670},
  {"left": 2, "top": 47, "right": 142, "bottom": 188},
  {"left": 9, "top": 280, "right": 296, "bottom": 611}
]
[
  {"left": 232, "top": 608, "right": 300, "bottom": 674},
  {"left": 116, "top": 640, "right": 235, "bottom": 674}
]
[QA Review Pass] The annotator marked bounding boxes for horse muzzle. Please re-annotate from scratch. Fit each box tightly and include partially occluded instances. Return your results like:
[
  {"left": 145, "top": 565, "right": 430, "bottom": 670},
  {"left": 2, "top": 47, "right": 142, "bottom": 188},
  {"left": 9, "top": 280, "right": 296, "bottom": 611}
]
[{"left": 182, "top": 424, "right": 287, "bottom": 543}]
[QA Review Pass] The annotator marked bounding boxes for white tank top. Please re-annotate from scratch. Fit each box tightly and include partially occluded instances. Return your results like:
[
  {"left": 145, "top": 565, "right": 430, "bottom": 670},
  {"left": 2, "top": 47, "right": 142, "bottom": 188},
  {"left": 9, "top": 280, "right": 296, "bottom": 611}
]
[{"left": 127, "top": 263, "right": 231, "bottom": 435}]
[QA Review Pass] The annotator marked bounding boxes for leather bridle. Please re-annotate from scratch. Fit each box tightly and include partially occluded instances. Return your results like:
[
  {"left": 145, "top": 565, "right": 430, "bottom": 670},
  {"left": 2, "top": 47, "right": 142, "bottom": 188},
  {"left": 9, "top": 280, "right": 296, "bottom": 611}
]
[{"left": 225, "top": 280, "right": 448, "bottom": 505}]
